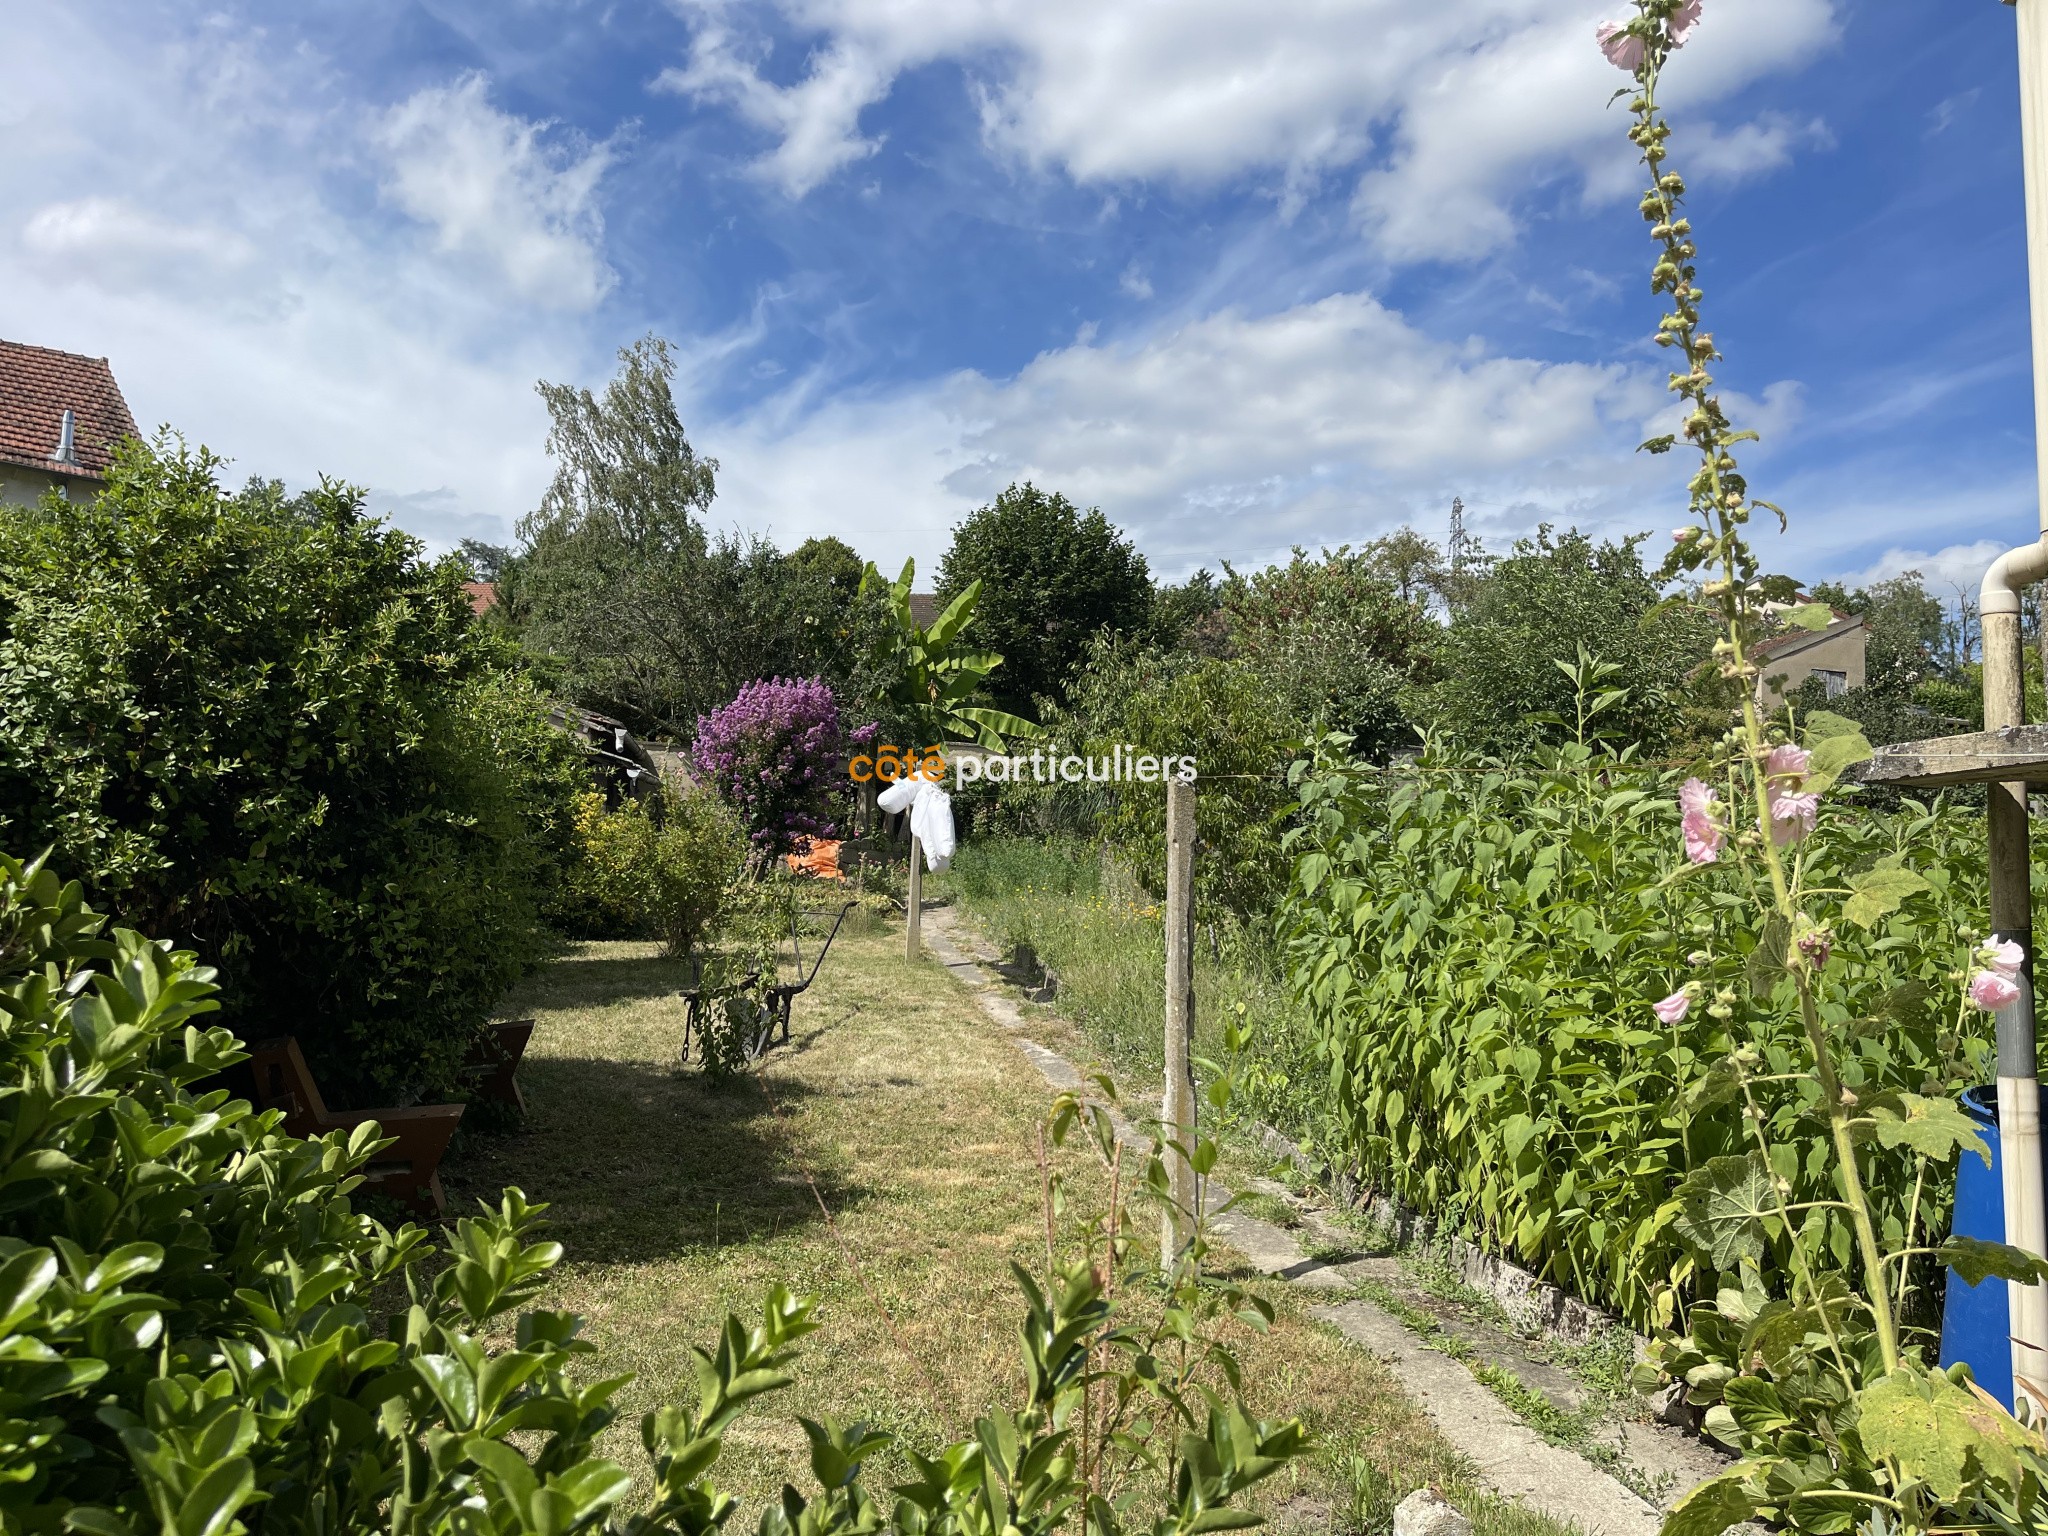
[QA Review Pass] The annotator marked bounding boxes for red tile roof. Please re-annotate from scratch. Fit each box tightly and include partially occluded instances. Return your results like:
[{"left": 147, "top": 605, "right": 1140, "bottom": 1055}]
[
  {"left": 0, "top": 339, "right": 139, "bottom": 481},
  {"left": 463, "top": 581, "right": 498, "bottom": 615}
]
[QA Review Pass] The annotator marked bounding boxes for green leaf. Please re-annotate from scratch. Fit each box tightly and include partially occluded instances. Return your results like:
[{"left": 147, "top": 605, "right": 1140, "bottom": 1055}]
[
  {"left": 1938, "top": 1235, "right": 2048, "bottom": 1287},
  {"left": 172, "top": 1458, "right": 254, "bottom": 1536},
  {"left": 1783, "top": 603, "right": 1834, "bottom": 632},
  {"left": 1855, "top": 1369, "right": 1983, "bottom": 1504},
  {"left": 1844, "top": 867, "right": 1931, "bottom": 929},
  {"left": 1866, "top": 1094, "right": 1990, "bottom": 1166},
  {"left": 1672, "top": 1154, "right": 1775, "bottom": 1270},
  {"left": 1806, "top": 731, "right": 1872, "bottom": 783},
  {"left": 1659, "top": 1472, "right": 1755, "bottom": 1536}
]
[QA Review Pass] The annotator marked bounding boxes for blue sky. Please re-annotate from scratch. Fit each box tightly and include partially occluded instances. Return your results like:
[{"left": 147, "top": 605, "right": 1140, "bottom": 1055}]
[{"left": 0, "top": 0, "right": 2029, "bottom": 594}]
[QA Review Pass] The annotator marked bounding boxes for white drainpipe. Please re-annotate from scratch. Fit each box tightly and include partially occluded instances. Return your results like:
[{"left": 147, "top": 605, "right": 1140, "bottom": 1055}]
[{"left": 1990, "top": 0, "right": 2048, "bottom": 1403}]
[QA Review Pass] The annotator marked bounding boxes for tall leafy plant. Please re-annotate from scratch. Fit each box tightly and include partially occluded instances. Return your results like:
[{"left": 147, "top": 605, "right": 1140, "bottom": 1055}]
[
  {"left": 1613, "top": 5, "right": 2048, "bottom": 1530},
  {"left": 858, "top": 559, "right": 1036, "bottom": 750}
]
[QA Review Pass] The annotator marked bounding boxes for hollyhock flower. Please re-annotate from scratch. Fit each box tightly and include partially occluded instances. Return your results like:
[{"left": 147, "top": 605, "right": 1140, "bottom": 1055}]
[
  {"left": 1597, "top": 20, "right": 1647, "bottom": 70},
  {"left": 1765, "top": 743, "right": 1811, "bottom": 785},
  {"left": 1672, "top": 527, "right": 1699, "bottom": 544},
  {"left": 1985, "top": 938, "right": 2026, "bottom": 978},
  {"left": 1769, "top": 791, "right": 1820, "bottom": 846},
  {"left": 1972, "top": 970, "right": 2023, "bottom": 1012},
  {"left": 1797, "top": 929, "right": 1832, "bottom": 969},
  {"left": 1677, "top": 778, "right": 1722, "bottom": 863},
  {"left": 1668, "top": 0, "right": 1703, "bottom": 46},
  {"left": 1653, "top": 989, "right": 1692, "bottom": 1025},
  {"left": 1683, "top": 811, "right": 1721, "bottom": 864}
]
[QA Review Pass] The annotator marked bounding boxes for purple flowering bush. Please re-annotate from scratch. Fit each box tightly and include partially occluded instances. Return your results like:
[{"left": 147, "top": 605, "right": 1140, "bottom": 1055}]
[{"left": 693, "top": 676, "right": 844, "bottom": 857}]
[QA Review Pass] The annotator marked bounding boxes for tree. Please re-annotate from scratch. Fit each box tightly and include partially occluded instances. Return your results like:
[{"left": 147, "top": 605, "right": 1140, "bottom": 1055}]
[
  {"left": 1422, "top": 527, "right": 1714, "bottom": 756},
  {"left": 1359, "top": 527, "right": 1449, "bottom": 610},
  {"left": 789, "top": 535, "right": 866, "bottom": 603},
  {"left": 935, "top": 483, "right": 1153, "bottom": 711},
  {"left": 0, "top": 437, "right": 588, "bottom": 1102},
  {"left": 460, "top": 537, "right": 514, "bottom": 582},
  {"left": 1217, "top": 546, "right": 1438, "bottom": 760},
  {"left": 516, "top": 338, "right": 859, "bottom": 733}
]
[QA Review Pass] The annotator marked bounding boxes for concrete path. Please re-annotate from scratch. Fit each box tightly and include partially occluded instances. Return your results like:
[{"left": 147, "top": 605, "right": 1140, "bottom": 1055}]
[{"left": 921, "top": 907, "right": 1670, "bottom": 1536}]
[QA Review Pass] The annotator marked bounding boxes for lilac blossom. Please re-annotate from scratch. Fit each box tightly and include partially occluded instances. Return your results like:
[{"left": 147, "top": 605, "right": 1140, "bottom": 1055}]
[{"left": 693, "top": 677, "right": 845, "bottom": 857}]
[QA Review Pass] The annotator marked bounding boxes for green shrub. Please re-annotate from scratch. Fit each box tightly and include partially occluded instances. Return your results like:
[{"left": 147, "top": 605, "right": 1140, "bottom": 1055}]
[
  {"left": 0, "top": 848, "right": 1305, "bottom": 1535},
  {"left": 1278, "top": 733, "right": 1995, "bottom": 1333},
  {"left": 0, "top": 440, "right": 589, "bottom": 1102},
  {"left": 968, "top": 642, "right": 1294, "bottom": 926},
  {"left": 556, "top": 787, "right": 746, "bottom": 956}
]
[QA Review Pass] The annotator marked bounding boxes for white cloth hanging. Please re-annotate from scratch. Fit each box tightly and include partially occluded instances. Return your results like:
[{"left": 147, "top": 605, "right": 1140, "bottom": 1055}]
[{"left": 877, "top": 776, "right": 955, "bottom": 872}]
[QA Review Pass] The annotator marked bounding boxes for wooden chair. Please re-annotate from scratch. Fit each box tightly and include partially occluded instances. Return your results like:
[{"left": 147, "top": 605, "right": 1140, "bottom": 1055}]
[
  {"left": 245, "top": 1037, "right": 463, "bottom": 1217},
  {"left": 462, "top": 1019, "right": 535, "bottom": 1113}
]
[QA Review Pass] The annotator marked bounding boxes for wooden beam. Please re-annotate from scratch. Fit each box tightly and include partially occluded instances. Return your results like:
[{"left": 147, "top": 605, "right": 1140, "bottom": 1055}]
[{"left": 1855, "top": 726, "right": 2048, "bottom": 788}]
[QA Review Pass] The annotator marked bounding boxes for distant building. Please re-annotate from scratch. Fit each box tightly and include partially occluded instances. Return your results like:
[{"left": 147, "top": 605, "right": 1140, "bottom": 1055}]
[
  {"left": 0, "top": 339, "right": 139, "bottom": 506},
  {"left": 463, "top": 581, "right": 498, "bottom": 616},
  {"left": 1753, "top": 609, "right": 1868, "bottom": 711}
]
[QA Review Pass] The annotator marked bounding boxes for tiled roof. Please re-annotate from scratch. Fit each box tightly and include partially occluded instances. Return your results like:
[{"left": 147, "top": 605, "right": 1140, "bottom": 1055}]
[
  {"left": 463, "top": 581, "right": 498, "bottom": 615},
  {"left": 1753, "top": 609, "right": 1859, "bottom": 658},
  {"left": 0, "top": 339, "right": 139, "bottom": 481}
]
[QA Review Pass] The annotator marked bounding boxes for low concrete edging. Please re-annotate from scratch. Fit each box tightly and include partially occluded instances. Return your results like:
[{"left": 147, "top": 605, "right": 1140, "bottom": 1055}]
[{"left": 1247, "top": 1123, "right": 1642, "bottom": 1354}]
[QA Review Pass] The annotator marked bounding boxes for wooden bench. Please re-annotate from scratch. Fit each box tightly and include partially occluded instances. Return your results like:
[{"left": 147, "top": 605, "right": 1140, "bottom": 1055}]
[
  {"left": 245, "top": 1037, "right": 464, "bottom": 1217},
  {"left": 463, "top": 1018, "right": 535, "bottom": 1113}
]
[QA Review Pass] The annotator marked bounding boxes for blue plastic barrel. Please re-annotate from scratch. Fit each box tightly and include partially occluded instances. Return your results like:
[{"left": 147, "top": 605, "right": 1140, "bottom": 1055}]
[{"left": 1939, "top": 1085, "right": 2029, "bottom": 1408}]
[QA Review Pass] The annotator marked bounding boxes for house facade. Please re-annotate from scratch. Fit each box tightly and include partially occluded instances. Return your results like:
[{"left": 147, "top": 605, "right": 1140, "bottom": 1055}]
[
  {"left": 0, "top": 339, "right": 140, "bottom": 507},
  {"left": 1753, "top": 610, "right": 1869, "bottom": 710}
]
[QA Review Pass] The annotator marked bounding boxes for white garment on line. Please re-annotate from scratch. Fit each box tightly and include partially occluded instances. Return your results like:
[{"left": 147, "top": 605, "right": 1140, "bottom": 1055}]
[{"left": 877, "top": 776, "right": 956, "bottom": 872}]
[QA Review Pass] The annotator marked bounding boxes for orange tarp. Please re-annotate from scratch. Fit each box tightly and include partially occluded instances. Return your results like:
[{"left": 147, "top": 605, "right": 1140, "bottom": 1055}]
[{"left": 785, "top": 839, "right": 844, "bottom": 880}]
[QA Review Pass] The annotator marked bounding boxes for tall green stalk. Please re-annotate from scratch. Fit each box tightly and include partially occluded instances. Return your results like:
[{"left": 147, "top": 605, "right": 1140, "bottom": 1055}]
[{"left": 1625, "top": 1, "right": 1900, "bottom": 1372}]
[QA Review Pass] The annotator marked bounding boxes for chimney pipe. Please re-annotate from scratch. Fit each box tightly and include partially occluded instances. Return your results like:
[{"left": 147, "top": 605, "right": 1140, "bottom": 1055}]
[{"left": 50, "top": 409, "right": 77, "bottom": 467}]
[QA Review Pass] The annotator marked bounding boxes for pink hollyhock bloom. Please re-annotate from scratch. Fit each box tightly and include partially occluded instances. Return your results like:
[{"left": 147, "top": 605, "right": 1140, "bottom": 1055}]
[
  {"left": 1668, "top": 0, "right": 1703, "bottom": 46},
  {"left": 1653, "top": 989, "right": 1692, "bottom": 1025},
  {"left": 1769, "top": 790, "right": 1820, "bottom": 846},
  {"left": 1797, "top": 930, "right": 1832, "bottom": 969},
  {"left": 1672, "top": 527, "right": 1698, "bottom": 543},
  {"left": 1986, "top": 938, "right": 2026, "bottom": 978},
  {"left": 1765, "top": 743, "right": 1811, "bottom": 785},
  {"left": 1677, "top": 779, "right": 1721, "bottom": 863},
  {"left": 1972, "top": 970, "right": 2023, "bottom": 1012},
  {"left": 1683, "top": 814, "right": 1721, "bottom": 864},
  {"left": 1597, "top": 20, "right": 1647, "bottom": 70}
]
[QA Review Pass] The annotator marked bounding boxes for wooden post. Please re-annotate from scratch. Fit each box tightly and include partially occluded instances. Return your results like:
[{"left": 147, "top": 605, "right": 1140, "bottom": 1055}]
[
  {"left": 1161, "top": 778, "right": 1196, "bottom": 1271},
  {"left": 906, "top": 835, "right": 924, "bottom": 961}
]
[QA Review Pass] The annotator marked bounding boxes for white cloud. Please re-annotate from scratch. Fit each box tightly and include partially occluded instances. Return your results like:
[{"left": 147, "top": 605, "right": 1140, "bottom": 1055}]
[
  {"left": 705, "top": 291, "right": 1687, "bottom": 576},
  {"left": 21, "top": 198, "right": 256, "bottom": 297},
  {"left": 1837, "top": 540, "right": 2012, "bottom": 599},
  {"left": 0, "top": 7, "right": 617, "bottom": 551},
  {"left": 375, "top": 74, "right": 617, "bottom": 310},
  {"left": 660, "top": 15, "right": 891, "bottom": 195},
  {"left": 664, "top": 0, "right": 1838, "bottom": 261}
]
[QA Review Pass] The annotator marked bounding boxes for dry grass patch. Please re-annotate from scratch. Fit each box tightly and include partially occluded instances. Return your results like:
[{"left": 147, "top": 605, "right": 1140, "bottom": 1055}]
[{"left": 445, "top": 922, "right": 1581, "bottom": 1536}]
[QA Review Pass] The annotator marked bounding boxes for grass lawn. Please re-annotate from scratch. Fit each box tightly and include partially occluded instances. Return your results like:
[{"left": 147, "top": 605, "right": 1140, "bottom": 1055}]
[{"left": 445, "top": 913, "right": 1580, "bottom": 1536}]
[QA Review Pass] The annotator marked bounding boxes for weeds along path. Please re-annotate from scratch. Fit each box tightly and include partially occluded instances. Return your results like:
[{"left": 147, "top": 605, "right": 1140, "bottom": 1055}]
[{"left": 446, "top": 921, "right": 1586, "bottom": 1536}]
